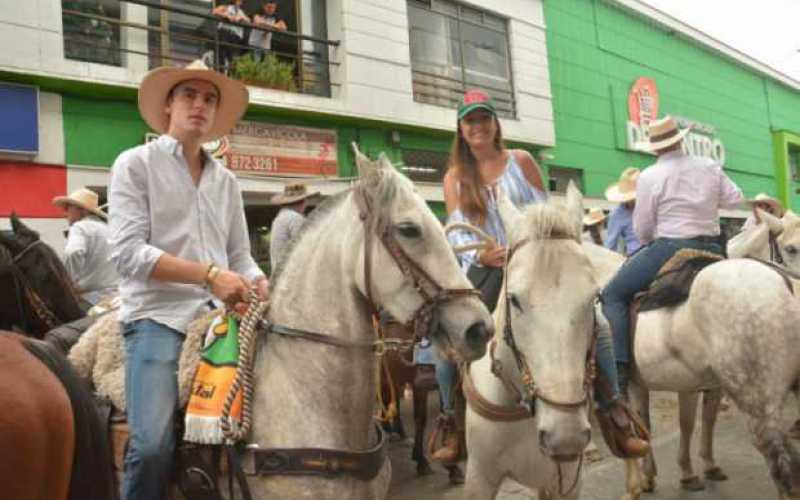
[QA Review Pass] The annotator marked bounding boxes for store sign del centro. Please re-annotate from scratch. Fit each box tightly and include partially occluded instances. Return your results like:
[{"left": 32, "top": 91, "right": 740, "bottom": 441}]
[{"left": 625, "top": 77, "right": 726, "bottom": 164}]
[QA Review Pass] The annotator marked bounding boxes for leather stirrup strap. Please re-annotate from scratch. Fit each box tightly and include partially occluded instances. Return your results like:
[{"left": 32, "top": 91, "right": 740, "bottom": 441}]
[{"left": 226, "top": 445, "right": 254, "bottom": 500}]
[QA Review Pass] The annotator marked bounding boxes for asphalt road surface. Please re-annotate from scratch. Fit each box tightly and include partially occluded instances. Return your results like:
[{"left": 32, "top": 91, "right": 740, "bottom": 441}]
[{"left": 387, "top": 392, "right": 794, "bottom": 500}]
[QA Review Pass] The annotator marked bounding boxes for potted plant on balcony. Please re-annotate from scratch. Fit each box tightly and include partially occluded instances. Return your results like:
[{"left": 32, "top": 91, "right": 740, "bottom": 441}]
[{"left": 231, "top": 53, "right": 296, "bottom": 92}]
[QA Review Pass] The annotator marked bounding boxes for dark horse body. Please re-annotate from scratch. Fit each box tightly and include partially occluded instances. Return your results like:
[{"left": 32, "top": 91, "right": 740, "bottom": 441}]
[
  {"left": 0, "top": 331, "right": 115, "bottom": 499},
  {"left": 379, "top": 318, "right": 465, "bottom": 484},
  {"left": 0, "top": 214, "right": 90, "bottom": 352}
]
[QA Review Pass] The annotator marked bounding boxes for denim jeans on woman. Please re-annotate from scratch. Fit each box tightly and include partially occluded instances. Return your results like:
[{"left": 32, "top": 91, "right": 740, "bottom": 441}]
[
  {"left": 122, "top": 318, "right": 184, "bottom": 500},
  {"left": 600, "top": 237, "right": 723, "bottom": 392}
]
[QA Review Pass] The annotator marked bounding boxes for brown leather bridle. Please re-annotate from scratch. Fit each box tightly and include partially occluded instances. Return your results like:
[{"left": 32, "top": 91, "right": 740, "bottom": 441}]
[
  {"left": 353, "top": 183, "right": 481, "bottom": 340},
  {"left": 466, "top": 236, "right": 598, "bottom": 419}
]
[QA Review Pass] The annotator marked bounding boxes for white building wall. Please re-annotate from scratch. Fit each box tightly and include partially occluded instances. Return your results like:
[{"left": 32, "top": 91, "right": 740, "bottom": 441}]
[{"left": 0, "top": 0, "right": 555, "bottom": 146}]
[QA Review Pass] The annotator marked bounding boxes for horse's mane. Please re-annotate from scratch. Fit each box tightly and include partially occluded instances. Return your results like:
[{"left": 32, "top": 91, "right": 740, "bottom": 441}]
[
  {"left": 521, "top": 201, "right": 580, "bottom": 242},
  {"left": 270, "top": 169, "right": 402, "bottom": 289}
]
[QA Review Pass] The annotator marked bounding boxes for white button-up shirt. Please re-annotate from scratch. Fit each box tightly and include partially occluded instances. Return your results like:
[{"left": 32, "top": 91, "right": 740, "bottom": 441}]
[
  {"left": 108, "top": 135, "right": 264, "bottom": 332},
  {"left": 63, "top": 215, "right": 119, "bottom": 304},
  {"left": 269, "top": 207, "right": 305, "bottom": 272},
  {"left": 634, "top": 151, "right": 743, "bottom": 245}
]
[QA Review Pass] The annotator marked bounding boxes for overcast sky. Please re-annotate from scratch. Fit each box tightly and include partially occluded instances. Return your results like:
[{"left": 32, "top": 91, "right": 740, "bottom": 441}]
[{"left": 640, "top": 0, "right": 800, "bottom": 81}]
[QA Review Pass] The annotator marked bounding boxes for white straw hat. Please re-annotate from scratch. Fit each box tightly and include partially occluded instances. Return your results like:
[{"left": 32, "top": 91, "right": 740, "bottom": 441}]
[
  {"left": 583, "top": 207, "right": 606, "bottom": 227},
  {"left": 138, "top": 60, "right": 249, "bottom": 142},
  {"left": 746, "top": 193, "right": 785, "bottom": 217},
  {"left": 605, "top": 167, "right": 640, "bottom": 203},
  {"left": 648, "top": 116, "right": 691, "bottom": 152},
  {"left": 52, "top": 188, "right": 106, "bottom": 219}
]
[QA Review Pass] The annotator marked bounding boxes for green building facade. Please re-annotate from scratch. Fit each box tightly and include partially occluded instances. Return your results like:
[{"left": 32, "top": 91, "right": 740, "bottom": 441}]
[{"left": 543, "top": 0, "right": 800, "bottom": 211}]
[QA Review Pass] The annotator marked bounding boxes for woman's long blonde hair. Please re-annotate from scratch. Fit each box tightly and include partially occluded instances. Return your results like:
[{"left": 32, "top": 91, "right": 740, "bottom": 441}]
[{"left": 447, "top": 117, "right": 506, "bottom": 226}]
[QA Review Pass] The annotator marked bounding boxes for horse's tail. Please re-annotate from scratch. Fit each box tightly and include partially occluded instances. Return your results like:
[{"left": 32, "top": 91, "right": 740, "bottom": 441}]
[{"left": 22, "top": 337, "right": 116, "bottom": 500}]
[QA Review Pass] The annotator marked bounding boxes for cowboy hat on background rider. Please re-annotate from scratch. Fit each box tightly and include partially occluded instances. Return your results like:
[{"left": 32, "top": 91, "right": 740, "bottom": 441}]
[
  {"left": 107, "top": 60, "right": 268, "bottom": 500},
  {"left": 53, "top": 187, "right": 120, "bottom": 305},
  {"left": 741, "top": 192, "right": 785, "bottom": 232},
  {"left": 582, "top": 207, "right": 606, "bottom": 245},
  {"left": 604, "top": 168, "right": 643, "bottom": 256},
  {"left": 600, "top": 116, "right": 743, "bottom": 410}
]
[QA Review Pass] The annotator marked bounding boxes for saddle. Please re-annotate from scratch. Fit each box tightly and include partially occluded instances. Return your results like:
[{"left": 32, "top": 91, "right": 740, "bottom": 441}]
[{"left": 637, "top": 248, "right": 724, "bottom": 313}]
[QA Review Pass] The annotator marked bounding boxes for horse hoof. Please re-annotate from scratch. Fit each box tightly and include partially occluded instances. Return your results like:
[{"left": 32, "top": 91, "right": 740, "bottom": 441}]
[
  {"left": 416, "top": 462, "right": 434, "bottom": 476},
  {"left": 641, "top": 476, "right": 656, "bottom": 493},
  {"left": 680, "top": 476, "right": 705, "bottom": 491},
  {"left": 704, "top": 466, "right": 728, "bottom": 481},
  {"left": 447, "top": 465, "right": 465, "bottom": 485}
]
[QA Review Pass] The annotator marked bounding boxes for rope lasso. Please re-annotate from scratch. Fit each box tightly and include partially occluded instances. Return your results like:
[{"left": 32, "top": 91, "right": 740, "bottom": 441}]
[{"left": 220, "top": 289, "right": 269, "bottom": 442}]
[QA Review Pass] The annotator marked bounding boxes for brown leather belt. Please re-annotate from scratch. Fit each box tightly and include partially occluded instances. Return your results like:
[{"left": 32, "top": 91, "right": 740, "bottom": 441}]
[
  {"left": 249, "top": 424, "right": 387, "bottom": 481},
  {"left": 462, "top": 365, "right": 531, "bottom": 422}
]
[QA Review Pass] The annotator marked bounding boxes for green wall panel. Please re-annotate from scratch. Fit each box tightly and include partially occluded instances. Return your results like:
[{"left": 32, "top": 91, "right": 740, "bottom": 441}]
[{"left": 544, "top": 0, "right": 800, "bottom": 209}]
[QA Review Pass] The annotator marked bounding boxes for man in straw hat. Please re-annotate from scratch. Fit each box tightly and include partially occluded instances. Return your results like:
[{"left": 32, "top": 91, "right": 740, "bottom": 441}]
[
  {"left": 582, "top": 207, "right": 606, "bottom": 245},
  {"left": 268, "top": 182, "right": 318, "bottom": 272},
  {"left": 600, "top": 116, "right": 742, "bottom": 402},
  {"left": 742, "top": 192, "right": 785, "bottom": 232},
  {"left": 605, "top": 167, "right": 642, "bottom": 256},
  {"left": 107, "top": 59, "right": 268, "bottom": 499},
  {"left": 52, "top": 187, "right": 119, "bottom": 304}
]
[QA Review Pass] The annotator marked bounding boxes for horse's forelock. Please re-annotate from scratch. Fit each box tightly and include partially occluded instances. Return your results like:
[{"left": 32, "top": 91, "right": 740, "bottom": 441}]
[{"left": 521, "top": 202, "right": 580, "bottom": 242}]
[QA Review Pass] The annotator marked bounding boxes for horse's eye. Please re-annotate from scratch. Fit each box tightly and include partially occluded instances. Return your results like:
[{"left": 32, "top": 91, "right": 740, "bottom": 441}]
[
  {"left": 509, "top": 293, "right": 523, "bottom": 312},
  {"left": 395, "top": 223, "right": 422, "bottom": 239},
  {"left": 786, "top": 245, "right": 798, "bottom": 256}
]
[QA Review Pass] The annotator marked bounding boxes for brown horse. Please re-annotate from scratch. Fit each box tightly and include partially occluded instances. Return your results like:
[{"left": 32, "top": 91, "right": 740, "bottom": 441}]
[
  {"left": 0, "top": 331, "right": 115, "bottom": 500},
  {"left": 0, "top": 214, "right": 90, "bottom": 352},
  {"left": 379, "top": 318, "right": 465, "bottom": 484}
]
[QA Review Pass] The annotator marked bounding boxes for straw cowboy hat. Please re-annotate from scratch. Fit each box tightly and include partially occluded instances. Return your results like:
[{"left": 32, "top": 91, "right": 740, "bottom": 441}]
[
  {"left": 648, "top": 116, "right": 691, "bottom": 152},
  {"left": 138, "top": 59, "right": 249, "bottom": 142},
  {"left": 52, "top": 188, "right": 107, "bottom": 219},
  {"left": 746, "top": 193, "right": 785, "bottom": 217},
  {"left": 269, "top": 183, "right": 320, "bottom": 206},
  {"left": 605, "top": 167, "right": 640, "bottom": 203},
  {"left": 583, "top": 207, "right": 606, "bottom": 227}
]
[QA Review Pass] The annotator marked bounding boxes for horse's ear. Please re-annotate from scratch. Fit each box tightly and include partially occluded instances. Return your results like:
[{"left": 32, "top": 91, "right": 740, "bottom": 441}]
[
  {"left": 497, "top": 188, "right": 522, "bottom": 241},
  {"left": 10, "top": 212, "right": 39, "bottom": 241},
  {"left": 565, "top": 181, "right": 584, "bottom": 241},
  {"left": 758, "top": 208, "right": 783, "bottom": 236},
  {"left": 353, "top": 142, "right": 377, "bottom": 179}
]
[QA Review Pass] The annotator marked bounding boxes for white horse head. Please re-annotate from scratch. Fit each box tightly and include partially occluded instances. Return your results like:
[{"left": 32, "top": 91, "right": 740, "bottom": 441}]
[
  {"left": 350, "top": 146, "right": 494, "bottom": 360},
  {"left": 728, "top": 208, "right": 800, "bottom": 274},
  {"left": 497, "top": 182, "right": 596, "bottom": 459}
]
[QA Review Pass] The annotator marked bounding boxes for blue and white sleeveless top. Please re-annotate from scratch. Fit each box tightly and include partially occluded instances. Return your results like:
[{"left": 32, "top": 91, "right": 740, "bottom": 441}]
[{"left": 447, "top": 153, "right": 547, "bottom": 272}]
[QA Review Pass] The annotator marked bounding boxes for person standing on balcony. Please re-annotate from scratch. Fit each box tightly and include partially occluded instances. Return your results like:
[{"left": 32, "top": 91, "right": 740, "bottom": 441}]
[
  {"left": 108, "top": 60, "right": 268, "bottom": 500},
  {"left": 249, "top": 1, "right": 287, "bottom": 61},
  {"left": 213, "top": 0, "right": 250, "bottom": 74}
]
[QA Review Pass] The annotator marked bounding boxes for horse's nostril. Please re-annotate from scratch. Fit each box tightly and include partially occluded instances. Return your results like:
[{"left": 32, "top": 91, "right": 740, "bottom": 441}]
[
  {"left": 465, "top": 322, "right": 490, "bottom": 347},
  {"left": 539, "top": 430, "right": 550, "bottom": 450},
  {"left": 582, "top": 428, "right": 591, "bottom": 445}
]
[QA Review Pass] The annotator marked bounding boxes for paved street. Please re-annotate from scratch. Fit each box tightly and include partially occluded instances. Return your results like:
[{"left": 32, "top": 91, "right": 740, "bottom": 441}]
[{"left": 387, "top": 392, "right": 793, "bottom": 500}]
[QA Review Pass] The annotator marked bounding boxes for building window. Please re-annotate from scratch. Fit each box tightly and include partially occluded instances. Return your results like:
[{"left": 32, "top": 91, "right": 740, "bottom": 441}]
[
  {"left": 400, "top": 149, "right": 449, "bottom": 183},
  {"left": 62, "top": 0, "right": 122, "bottom": 66},
  {"left": 548, "top": 166, "right": 583, "bottom": 193},
  {"left": 407, "top": 0, "right": 515, "bottom": 118},
  {"left": 789, "top": 145, "right": 800, "bottom": 182}
]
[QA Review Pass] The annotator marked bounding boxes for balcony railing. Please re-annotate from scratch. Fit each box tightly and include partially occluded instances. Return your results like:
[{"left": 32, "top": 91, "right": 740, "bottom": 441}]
[
  {"left": 411, "top": 68, "right": 516, "bottom": 119},
  {"left": 62, "top": 0, "right": 339, "bottom": 98}
]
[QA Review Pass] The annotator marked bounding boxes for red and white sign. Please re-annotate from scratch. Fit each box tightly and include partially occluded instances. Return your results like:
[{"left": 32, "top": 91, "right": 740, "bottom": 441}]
[
  {"left": 224, "top": 122, "right": 337, "bottom": 177},
  {"left": 627, "top": 77, "right": 659, "bottom": 127}
]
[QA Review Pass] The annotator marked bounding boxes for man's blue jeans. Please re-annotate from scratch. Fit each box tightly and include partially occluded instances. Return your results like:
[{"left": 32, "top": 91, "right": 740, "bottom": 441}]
[
  {"left": 122, "top": 319, "right": 184, "bottom": 500},
  {"left": 594, "top": 318, "right": 621, "bottom": 411},
  {"left": 435, "top": 357, "right": 457, "bottom": 416},
  {"left": 601, "top": 238, "right": 722, "bottom": 364}
]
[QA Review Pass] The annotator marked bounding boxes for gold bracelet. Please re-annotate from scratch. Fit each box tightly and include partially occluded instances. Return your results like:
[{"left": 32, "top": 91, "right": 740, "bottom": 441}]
[{"left": 204, "top": 264, "right": 220, "bottom": 288}]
